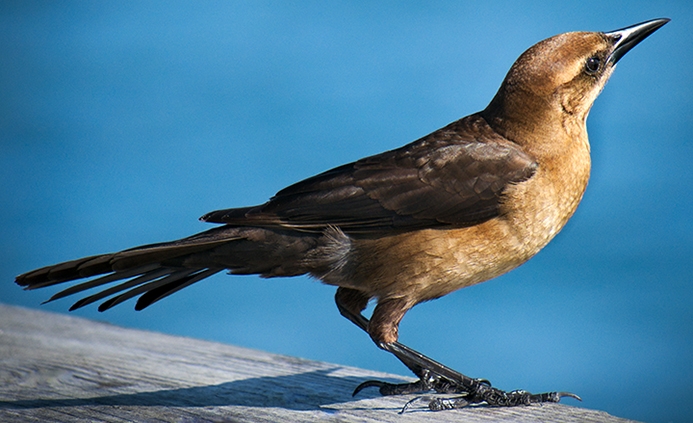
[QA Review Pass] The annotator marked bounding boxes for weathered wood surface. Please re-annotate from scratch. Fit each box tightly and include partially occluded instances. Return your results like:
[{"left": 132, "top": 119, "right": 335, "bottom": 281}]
[{"left": 0, "top": 303, "right": 638, "bottom": 422}]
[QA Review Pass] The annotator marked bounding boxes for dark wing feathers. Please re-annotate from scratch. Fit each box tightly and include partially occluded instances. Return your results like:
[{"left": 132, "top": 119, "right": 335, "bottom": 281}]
[{"left": 202, "top": 115, "right": 537, "bottom": 233}]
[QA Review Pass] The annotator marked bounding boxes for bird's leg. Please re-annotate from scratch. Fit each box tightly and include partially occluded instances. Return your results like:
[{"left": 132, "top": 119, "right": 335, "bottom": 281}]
[
  {"left": 335, "top": 288, "right": 433, "bottom": 379},
  {"left": 335, "top": 288, "right": 580, "bottom": 410},
  {"left": 335, "top": 291, "right": 486, "bottom": 395},
  {"left": 335, "top": 289, "right": 480, "bottom": 394}
]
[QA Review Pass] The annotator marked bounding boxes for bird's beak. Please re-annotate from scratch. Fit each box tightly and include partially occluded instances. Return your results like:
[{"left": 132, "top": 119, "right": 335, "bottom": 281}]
[{"left": 605, "top": 18, "right": 670, "bottom": 65}]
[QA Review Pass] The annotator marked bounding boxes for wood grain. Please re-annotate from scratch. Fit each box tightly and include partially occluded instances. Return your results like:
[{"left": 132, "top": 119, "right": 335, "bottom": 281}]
[{"left": 0, "top": 304, "right": 638, "bottom": 422}]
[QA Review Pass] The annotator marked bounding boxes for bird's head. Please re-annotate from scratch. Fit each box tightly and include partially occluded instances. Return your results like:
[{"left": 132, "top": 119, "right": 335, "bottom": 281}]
[{"left": 483, "top": 19, "right": 669, "bottom": 143}]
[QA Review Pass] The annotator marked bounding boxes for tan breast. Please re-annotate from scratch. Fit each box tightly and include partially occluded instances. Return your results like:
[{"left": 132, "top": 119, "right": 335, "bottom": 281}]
[{"left": 339, "top": 122, "right": 591, "bottom": 305}]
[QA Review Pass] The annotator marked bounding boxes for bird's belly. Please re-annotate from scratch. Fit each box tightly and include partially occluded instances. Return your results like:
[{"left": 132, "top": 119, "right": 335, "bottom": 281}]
[{"left": 340, "top": 175, "right": 583, "bottom": 302}]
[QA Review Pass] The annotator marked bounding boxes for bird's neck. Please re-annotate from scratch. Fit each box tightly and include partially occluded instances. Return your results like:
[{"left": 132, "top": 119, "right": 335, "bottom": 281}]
[
  {"left": 480, "top": 87, "right": 592, "bottom": 238},
  {"left": 481, "top": 85, "right": 590, "bottom": 162}
]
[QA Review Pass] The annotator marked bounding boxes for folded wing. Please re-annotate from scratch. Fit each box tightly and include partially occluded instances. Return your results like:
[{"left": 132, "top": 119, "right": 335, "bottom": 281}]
[{"left": 202, "top": 116, "right": 537, "bottom": 234}]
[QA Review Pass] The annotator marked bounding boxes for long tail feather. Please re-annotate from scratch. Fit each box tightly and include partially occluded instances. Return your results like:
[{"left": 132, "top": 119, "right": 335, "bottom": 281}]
[
  {"left": 15, "top": 225, "right": 322, "bottom": 312},
  {"left": 65, "top": 267, "right": 172, "bottom": 311},
  {"left": 135, "top": 268, "right": 222, "bottom": 310},
  {"left": 15, "top": 231, "right": 232, "bottom": 311}
]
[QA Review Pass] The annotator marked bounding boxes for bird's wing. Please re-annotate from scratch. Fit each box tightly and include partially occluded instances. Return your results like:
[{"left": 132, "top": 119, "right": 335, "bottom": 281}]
[{"left": 202, "top": 116, "right": 537, "bottom": 234}]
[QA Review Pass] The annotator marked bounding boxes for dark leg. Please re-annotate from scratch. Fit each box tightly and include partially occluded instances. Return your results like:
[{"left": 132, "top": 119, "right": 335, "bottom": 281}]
[
  {"left": 335, "top": 288, "right": 580, "bottom": 410},
  {"left": 335, "top": 288, "right": 430, "bottom": 378}
]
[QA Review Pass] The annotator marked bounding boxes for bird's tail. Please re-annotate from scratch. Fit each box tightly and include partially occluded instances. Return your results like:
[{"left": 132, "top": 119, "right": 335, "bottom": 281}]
[{"left": 15, "top": 225, "right": 325, "bottom": 312}]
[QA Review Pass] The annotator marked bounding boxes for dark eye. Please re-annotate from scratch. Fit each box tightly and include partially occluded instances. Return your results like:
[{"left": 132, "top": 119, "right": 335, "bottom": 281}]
[{"left": 585, "top": 56, "right": 601, "bottom": 74}]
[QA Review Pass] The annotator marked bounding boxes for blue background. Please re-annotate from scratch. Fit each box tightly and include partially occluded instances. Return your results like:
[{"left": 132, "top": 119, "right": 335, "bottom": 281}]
[{"left": 1, "top": 2, "right": 691, "bottom": 422}]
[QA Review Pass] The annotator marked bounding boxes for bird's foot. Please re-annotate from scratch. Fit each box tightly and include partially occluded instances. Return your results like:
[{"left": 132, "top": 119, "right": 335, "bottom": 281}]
[
  {"left": 353, "top": 369, "right": 476, "bottom": 396},
  {"left": 354, "top": 369, "right": 580, "bottom": 412},
  {"left": 405, "top": 387, "right": 581, "bottom": 412},
  {"left": 335, "top": 304, "right": 580, "bottom": 411}
]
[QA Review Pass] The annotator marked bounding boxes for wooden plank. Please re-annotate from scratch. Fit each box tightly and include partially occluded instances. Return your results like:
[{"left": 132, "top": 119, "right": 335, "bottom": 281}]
[{"left": 0, "top": 303, "right": 638, "bottom": 422}]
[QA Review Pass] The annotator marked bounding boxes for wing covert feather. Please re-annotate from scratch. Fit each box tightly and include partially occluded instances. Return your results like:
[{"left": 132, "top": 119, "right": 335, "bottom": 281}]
[{"left": 201, "top": 115, "right": 537, "bottom": 234}]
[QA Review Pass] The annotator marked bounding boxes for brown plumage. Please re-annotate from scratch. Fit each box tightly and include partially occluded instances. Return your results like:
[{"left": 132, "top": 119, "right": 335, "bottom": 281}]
[{"left": 16, "top": 18, "right": 668, "bottom": 407}]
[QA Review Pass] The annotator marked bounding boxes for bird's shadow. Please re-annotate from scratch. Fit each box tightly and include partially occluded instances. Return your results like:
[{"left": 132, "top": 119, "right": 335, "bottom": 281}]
[{"left": 0, "top": 368, "right": 402, "bottom": 411}]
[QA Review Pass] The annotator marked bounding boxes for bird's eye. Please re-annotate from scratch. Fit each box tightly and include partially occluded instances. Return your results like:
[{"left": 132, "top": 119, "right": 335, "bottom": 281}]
[{"left": 585, "top": 56, "right": 601, "bottom": 74}]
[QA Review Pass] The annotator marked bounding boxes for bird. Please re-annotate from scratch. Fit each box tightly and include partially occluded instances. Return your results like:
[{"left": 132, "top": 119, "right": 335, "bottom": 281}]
[{"left": 16, "top": 18, "right": 669, "bottom": 409}]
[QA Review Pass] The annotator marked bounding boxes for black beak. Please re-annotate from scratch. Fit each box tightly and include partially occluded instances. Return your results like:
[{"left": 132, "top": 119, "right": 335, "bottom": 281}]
[{"left": 605, "top": 18, "right": 670, "bottom": 65}]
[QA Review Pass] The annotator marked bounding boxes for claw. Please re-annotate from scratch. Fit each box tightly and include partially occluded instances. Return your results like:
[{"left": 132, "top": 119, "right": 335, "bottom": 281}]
[
  {"left": 399, "top": 396, "right": 424, "bottom": 414},
  {"left": 353, "top": 378, "right": 432, "bottom": 396},
  {"left": 525, "top": 390, "right": 582, "bottom": 404},
  {"left": 352, "top": 379, "right": 387, "bottom": 396},
  {"left": 557, "top": 391, "right": 582, "bottom": 402}
]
